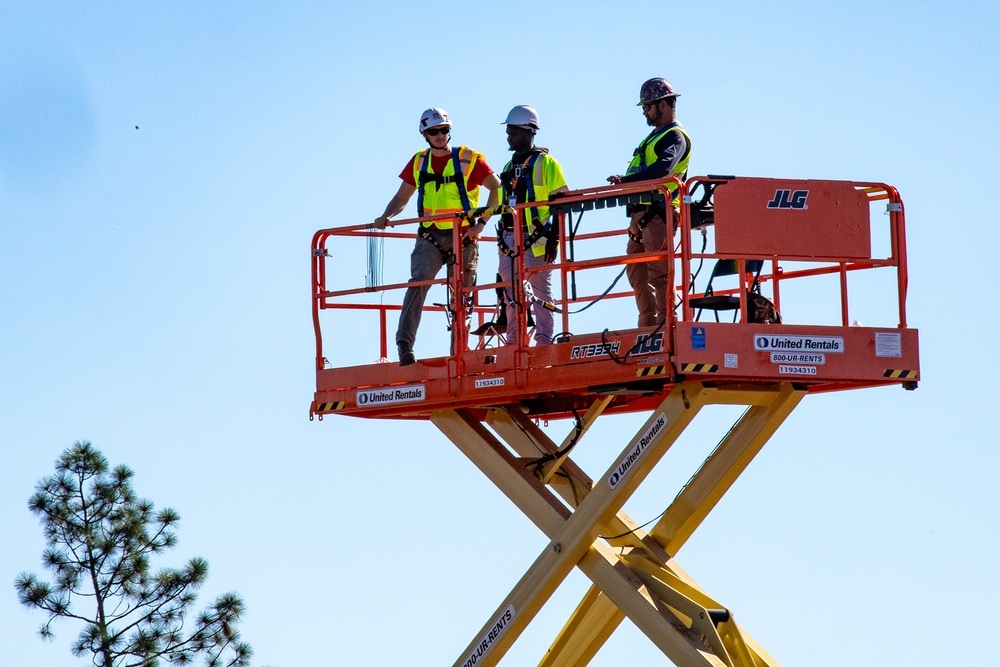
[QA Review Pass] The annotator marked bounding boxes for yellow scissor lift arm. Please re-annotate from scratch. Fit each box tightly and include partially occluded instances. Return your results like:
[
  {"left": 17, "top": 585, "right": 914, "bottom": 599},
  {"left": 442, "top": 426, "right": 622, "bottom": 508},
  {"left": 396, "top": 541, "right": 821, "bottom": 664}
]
[{"left": 434, "top": 381, "right": 803, "bottom": 667}]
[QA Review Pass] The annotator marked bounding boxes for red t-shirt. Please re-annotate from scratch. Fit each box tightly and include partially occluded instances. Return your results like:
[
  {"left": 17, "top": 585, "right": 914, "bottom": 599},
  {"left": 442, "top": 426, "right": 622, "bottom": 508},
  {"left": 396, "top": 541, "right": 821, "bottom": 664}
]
[{"left": 399, "top": 148, "right": 494, "bottom": 189}]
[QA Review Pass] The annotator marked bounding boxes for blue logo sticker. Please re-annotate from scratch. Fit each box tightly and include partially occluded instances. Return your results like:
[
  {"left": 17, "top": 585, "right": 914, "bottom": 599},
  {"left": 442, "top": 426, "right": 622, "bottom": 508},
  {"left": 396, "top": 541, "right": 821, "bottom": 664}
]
[{"left": 692, "top": 327, "right": 706, "bottom": 350}]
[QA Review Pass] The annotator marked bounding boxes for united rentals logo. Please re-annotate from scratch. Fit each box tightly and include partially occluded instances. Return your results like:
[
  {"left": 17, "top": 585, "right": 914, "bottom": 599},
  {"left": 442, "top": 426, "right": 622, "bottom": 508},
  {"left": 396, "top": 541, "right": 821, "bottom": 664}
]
[
  {"left": 608, "top": 412, "right": 667, "bottom": 489},
  {"left": 356, "top": 384, "right": 426, "bottom": 406},
  {"left": 766, "top": 189, "right": 808, "bottom": 210},
  {"left": 754, "top": 334, "right": 843, "bottom": 353}
]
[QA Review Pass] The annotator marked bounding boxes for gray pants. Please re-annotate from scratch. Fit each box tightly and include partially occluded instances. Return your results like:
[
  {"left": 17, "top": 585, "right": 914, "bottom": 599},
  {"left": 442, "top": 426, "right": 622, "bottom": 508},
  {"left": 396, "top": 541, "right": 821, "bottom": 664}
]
[
  {"left": 396, "top": 227, "right": 478, "bottom": 349},
  {"left": 498, "top": 231, "right": 554, "bottom": 345},
  {"left": 625, "top": 208, "right": 676, "bottom": 328}
]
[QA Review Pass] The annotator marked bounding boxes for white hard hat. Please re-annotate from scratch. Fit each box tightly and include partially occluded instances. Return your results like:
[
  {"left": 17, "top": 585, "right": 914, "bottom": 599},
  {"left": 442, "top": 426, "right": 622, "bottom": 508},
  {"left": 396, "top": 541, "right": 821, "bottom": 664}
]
[
  {"left": 418, "top": 107, "right": 450, "bottom": 133},
  {"left": 503, "top": 105, "right": 540, "bottom": 132}
]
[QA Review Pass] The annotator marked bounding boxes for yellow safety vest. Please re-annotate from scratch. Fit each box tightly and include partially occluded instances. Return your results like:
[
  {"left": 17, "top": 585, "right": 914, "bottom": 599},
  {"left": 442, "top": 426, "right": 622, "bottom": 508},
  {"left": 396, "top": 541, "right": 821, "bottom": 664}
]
[
  {"left": 626, "top": 123, "right": 691, "bottom": 207},
  {"left": 502, "top": 152, "right": 565, "bottom": 257},
  {"left": 412, "top": 145, "right": 482, "bottom": 228}
]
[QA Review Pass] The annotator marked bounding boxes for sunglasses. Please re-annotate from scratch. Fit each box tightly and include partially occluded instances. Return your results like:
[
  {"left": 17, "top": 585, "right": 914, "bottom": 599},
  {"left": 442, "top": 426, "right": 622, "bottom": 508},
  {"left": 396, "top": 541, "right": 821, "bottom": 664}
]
[
  {"left": 424, "top": 126, "right": 451, "bottom": 136},
  {"left": 642, "top": 102, "right": 661, "bottom": 112}
]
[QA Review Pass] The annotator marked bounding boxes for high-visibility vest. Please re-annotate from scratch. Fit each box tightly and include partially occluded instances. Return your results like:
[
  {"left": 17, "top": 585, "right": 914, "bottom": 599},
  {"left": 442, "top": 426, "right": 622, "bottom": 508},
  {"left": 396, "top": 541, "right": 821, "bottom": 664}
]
[
  {"left": 412, "top": 146, "right": 482, "bottom": 228},
  {"left": 501, "top": 151, "right": 566, "bottom": 257},
  {"left": 625, "top": 123, "right": 691, "bottom": 207}
]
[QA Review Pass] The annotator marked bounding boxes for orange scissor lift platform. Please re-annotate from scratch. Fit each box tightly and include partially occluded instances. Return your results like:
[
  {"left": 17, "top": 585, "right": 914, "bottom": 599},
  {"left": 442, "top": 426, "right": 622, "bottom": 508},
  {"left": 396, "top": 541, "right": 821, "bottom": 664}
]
[
  {"left": 311, "top": 175, "right": 918, "bottom": 421},
  {"left": 310, "top": 175, "right": 918, "bottom": 667}
]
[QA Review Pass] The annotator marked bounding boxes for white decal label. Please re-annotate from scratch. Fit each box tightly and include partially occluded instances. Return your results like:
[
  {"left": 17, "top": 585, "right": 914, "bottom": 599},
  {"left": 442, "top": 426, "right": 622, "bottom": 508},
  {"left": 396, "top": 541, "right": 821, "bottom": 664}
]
[
  {"left": 778, "top": 365, "right": 817, "bottom": 376},
  {"left": 356, "top": 384, "right": 425, "bottom": 406},
  {"left": 875, "top": 331, "right": 902, "bottom": 358},
  {"left": 570, "top": 341, "right": 620, "bottom": 359},
  {"left": 475, "top": 377, "right": 505, "bottom": 389},
  {"left": 770, "top": 352, "right": 825, "bottom": 365},
  {"left": 608, "top": 412, "right": 667, "bottom": 489},
  {"left": 724, "top": 353, "right": 738, "bottom": 368},
  {"left": 754, "top": 334, "right": 844, "bottom": 353},
  {"left": 461, "top": 604, "right": 515, "bottom": 667}
]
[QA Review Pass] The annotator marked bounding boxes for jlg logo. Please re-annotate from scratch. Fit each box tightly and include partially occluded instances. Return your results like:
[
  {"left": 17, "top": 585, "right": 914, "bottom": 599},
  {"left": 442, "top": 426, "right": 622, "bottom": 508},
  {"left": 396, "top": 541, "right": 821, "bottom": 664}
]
[
  {"left": 766, "top": 189, "right": 808, "bottom": 210},
  {"left": 634, "top": 332, "right": 664, "bottom": 355}
]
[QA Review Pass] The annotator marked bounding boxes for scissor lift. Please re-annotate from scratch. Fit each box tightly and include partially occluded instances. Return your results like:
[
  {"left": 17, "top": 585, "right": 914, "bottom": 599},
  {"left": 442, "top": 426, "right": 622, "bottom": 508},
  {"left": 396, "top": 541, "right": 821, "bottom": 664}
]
[{"left": 310, "top": 176, "right": 918, "bottom": 666}]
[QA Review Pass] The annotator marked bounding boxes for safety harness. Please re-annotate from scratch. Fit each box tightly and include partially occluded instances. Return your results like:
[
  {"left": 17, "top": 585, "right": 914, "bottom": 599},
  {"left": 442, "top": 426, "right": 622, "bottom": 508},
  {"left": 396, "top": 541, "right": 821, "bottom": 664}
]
[
  {"left": 414, "top": 146, "right": 475, "bottom": 265},
  {"left": 626, "top": 122, "right": 688, "bottom": 244},
  {"left": 416, "top": 226, "right": 472, "bottom": 266},
  {"left": 496, "top": 150, "right": 555, "bottom": 257},
  {"left": 626, "top": 200, "right": 667, "bottom": 244},
  {"left": 416, "top": 147, "right": 471, "bottom": 218}
]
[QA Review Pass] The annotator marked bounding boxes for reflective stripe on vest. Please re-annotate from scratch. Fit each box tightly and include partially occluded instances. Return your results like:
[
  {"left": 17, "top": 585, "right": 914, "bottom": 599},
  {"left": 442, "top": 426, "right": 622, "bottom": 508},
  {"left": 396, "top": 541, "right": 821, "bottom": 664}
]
[
  {"left": 625, "top": 123, "right": 691, "bottom": 205},
  {"left": 413, "top": 146, "right": 481, "bottom": 228}
]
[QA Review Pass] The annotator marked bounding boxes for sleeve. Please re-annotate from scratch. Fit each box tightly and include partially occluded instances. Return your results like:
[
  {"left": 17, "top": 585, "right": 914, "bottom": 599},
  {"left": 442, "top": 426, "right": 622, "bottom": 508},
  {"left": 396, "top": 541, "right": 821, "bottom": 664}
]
[
  {"left": 543, "top": 155, "right": 568, "bottom": 194},
  {"left": 399, "top": 154, "right": 418, "bottom": 187},
  {"left": 620, "top": 130, "right": 687, "bottom": 183},
  {"left": 466, "top": 152, "right": 495, "bottom": 190}
]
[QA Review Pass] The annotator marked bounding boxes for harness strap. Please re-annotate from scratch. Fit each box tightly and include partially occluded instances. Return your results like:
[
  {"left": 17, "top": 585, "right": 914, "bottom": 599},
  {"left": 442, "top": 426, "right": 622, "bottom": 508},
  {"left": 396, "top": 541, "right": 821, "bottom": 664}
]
[
  {"left": 451, "top": 147, "right": 471, "bottom": 213},
  {"left": 419, "top": 172, "right": 463, "bottom": 186},
  {"left": 498, "top": 151, "right": 553, "bottom": 256},
  {"left": 416, "top": 147, "right": 472, "bottom": 218},
  {"left": 629, "top": 205, "right": 663, "bottom": 244},
  {"left": 418, "top": 226, "right": 472, "bottom": 265}
]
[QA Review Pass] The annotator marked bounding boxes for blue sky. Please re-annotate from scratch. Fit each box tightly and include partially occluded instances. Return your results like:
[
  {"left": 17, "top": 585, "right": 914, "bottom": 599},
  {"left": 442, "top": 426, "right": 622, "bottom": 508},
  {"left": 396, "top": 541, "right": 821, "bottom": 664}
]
[{"left": 2, "top": 1, "right": 998, "bottom": 665}]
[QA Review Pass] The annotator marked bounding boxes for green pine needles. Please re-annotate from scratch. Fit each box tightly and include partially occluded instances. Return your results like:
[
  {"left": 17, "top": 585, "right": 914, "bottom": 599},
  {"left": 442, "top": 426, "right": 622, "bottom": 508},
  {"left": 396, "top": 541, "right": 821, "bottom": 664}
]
[{"left": 15, "top": 441, "right": 253, "bottom": 667}]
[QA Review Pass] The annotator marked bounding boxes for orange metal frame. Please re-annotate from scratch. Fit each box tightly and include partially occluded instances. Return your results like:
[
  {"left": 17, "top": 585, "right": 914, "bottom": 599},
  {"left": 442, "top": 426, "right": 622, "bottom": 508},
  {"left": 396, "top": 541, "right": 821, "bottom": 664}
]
[{"left": 310, "top": 176, "right": 918, "bottom": 420}]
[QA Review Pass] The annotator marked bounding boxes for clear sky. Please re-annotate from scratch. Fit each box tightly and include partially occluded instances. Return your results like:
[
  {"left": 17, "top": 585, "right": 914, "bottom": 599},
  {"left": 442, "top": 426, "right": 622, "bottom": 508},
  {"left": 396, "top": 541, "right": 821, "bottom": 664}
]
[{"left": 2, "top": 1, "right": 998, "bottom": 665}]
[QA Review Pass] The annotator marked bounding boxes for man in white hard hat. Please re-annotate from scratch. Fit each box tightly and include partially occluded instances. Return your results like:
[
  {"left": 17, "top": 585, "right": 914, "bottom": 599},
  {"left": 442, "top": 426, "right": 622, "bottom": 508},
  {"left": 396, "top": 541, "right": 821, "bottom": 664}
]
[
  {"left": 375, "top": 108, "right": 501, "bottom": 365},
  {"left": 496, "top": 105, "right": 568, "bottom": 346},
  {"left": 607, "top": 77, "right": 692, "bottom": 328}
]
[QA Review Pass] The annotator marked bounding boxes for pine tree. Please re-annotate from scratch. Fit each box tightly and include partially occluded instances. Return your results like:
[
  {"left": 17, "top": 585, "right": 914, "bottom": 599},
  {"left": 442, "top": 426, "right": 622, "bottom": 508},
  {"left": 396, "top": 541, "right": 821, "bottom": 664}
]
[{"left": 15, "top": 441, "right": 253, "bottom": 667}]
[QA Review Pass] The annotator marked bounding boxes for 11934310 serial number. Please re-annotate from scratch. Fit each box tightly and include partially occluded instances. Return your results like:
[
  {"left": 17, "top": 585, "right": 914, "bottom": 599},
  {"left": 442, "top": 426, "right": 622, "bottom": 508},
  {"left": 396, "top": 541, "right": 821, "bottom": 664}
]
[{"left": 778, "top": 365, "right": 817, "bottom": 375}]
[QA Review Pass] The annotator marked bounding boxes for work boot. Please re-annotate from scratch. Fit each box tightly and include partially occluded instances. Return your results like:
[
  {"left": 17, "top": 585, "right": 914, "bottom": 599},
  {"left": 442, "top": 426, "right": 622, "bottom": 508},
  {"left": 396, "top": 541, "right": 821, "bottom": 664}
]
[{"left": 397, "top": 341, "right": 416, "bottom": 366}]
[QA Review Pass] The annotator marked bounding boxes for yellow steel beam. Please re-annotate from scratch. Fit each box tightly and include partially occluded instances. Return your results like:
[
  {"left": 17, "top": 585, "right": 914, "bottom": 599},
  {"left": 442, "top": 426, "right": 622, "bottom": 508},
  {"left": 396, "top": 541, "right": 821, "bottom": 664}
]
[
  {"left": 542, "top": 383, "right": 803, "bottom": 667},
  {"left": 624, "top": 554, "right": 759, "bottom": 667},
  {"left": 577, "top": 544, "right": 729, "bottom": 667},
  {"left": 649, "top": 382, "right": 805, "bottom": 555},
  {"left": 538, "top": 395, "right": 613, "bottom": 484},
  {"left": 487, "top": 402, "right": 736, "bottom": 667},
  {"left": 486, "top": 403, "right": 653, "bottom": 553},
  {"left": 436, "top": 384, "right": 710, "bottom": 667},
  {"left": 430, "top": 409, "right": 569, "bottom": 536},
  {"left": 433, "top": 383, "right": 803, "bottom": 667},
  {"left": 432, "top": 404, "right": 722, "bottom": 666},
  {"left": 537, "top": 587, "right": 622, "bottom": 667}
]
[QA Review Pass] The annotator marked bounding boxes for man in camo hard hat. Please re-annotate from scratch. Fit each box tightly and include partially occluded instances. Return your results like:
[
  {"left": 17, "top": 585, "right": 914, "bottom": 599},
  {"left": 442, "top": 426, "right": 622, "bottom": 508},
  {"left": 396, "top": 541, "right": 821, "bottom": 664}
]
[
  {"left": 374, "top": 108, "right": 501, "bottom": 366},
  {"left": 607, "top": 77, "right": 691, "bottom": 328},
  {"left": 496, "top": 105, "right": 568, "bottom": 346}
]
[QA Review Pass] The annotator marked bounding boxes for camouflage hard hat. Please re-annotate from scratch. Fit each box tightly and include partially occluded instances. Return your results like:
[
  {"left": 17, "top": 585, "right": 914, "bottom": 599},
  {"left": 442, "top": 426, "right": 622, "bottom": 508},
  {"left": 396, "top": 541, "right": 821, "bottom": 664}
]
[{"left": 637, "top": 78, "right": 680, "bottom": 106}]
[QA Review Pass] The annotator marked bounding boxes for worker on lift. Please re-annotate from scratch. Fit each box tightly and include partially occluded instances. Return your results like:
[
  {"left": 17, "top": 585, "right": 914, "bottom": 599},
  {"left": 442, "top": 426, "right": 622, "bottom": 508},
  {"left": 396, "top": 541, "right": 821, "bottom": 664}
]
[
  {"left": 374, "top": 108, "right": 502, "bottom": 366},
  {"left": 496, "top": 105, "right": 569, "bottom": 346},
  {"left": 607, "top": 78, "right": 692, "bottom": 328}
]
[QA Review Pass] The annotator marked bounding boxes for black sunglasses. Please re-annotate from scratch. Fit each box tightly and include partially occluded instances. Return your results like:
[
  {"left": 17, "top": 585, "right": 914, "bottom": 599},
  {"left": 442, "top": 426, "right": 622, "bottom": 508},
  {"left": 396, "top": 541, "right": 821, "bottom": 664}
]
[{"left": 424, "top": 126, "right": 451, "bottom": 136}]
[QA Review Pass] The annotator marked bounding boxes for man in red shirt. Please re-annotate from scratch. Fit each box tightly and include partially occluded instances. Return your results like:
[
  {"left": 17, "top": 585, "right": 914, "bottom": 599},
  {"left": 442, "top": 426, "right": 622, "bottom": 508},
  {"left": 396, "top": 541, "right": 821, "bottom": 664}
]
[{"left": 375, "top": 108, "right": 501, "bottom": 365}]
